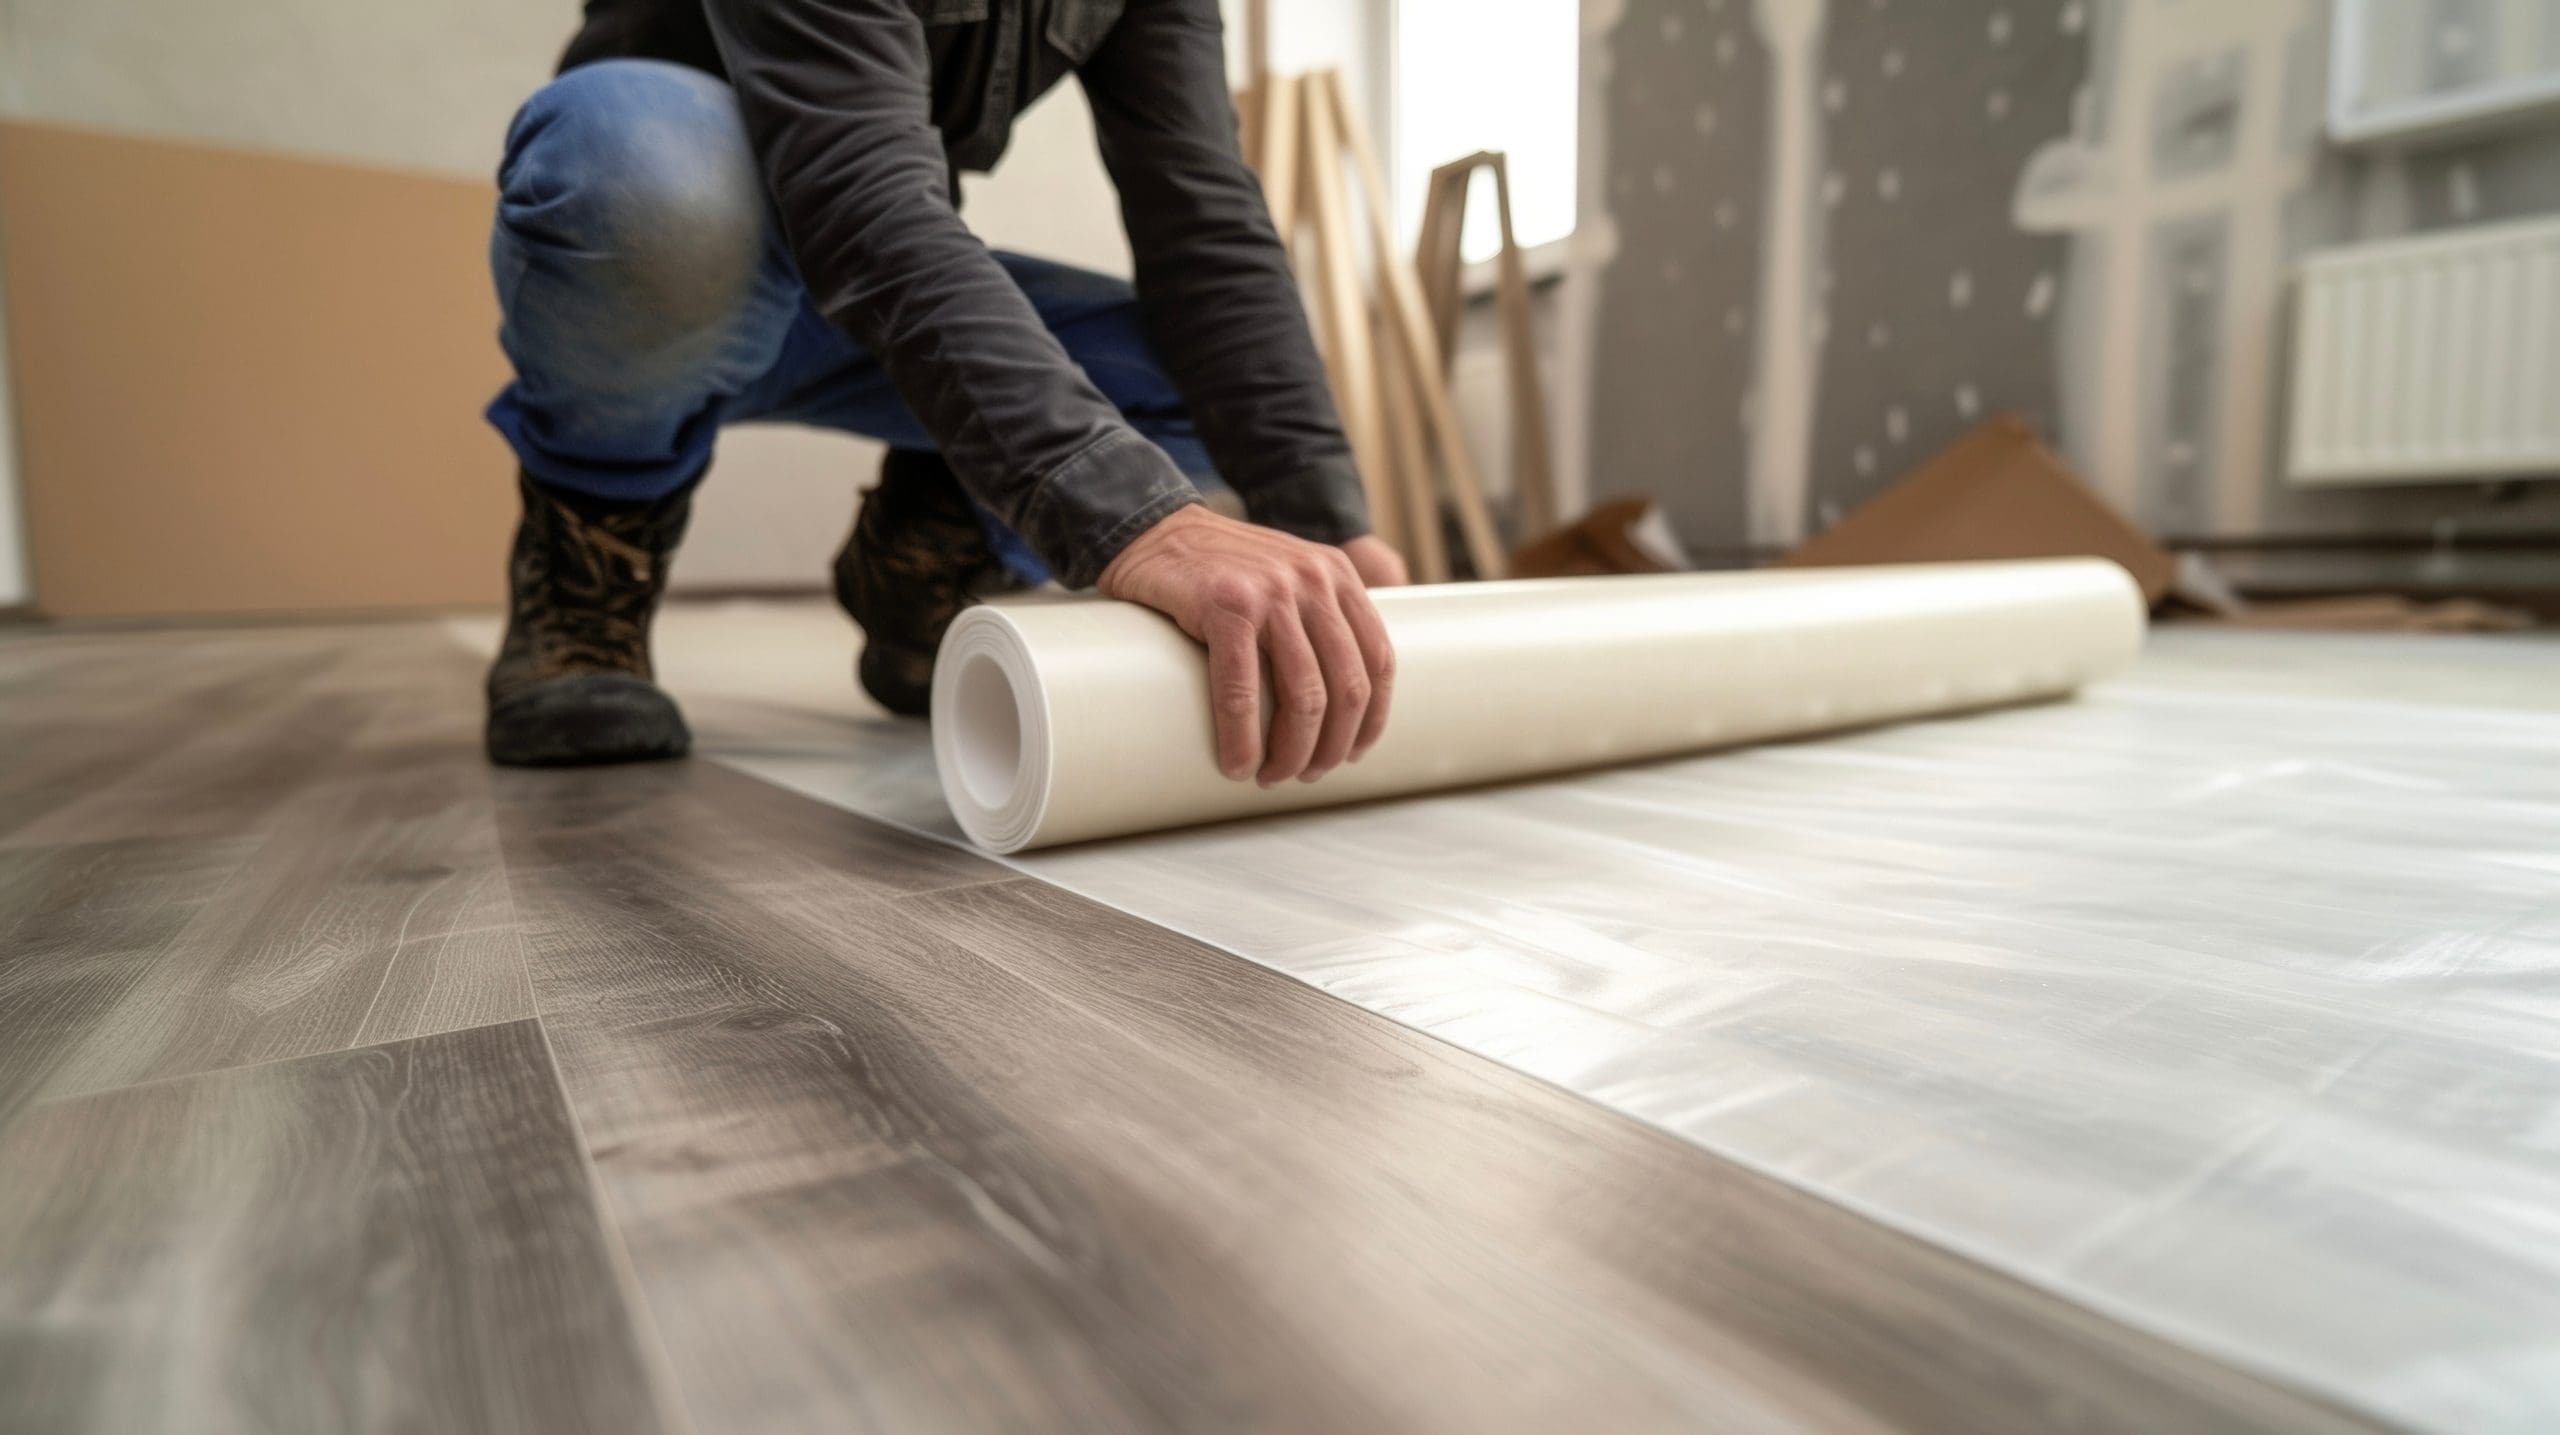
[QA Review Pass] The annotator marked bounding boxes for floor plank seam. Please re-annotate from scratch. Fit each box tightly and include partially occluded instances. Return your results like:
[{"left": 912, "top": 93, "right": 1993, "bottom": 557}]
[
  {"left": 527, "top": 1013, "right": 706, "bottom": 1435},
  {"left": 888, "top": 871, "right": 1035, "bottom": 902},
  {"left": 25, "top": 1014, "right": 543, "bottom": 1112}
]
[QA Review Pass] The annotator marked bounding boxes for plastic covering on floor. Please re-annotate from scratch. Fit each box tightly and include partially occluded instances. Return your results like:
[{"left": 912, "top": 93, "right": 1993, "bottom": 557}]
[{"left": 456, "top": 609, "right": 2560, "bottom": 1432}]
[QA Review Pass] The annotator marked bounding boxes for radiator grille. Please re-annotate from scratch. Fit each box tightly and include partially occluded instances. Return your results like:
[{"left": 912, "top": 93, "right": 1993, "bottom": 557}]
[{"left": 2289, "top": 216, "right": 2560, "bottom": 485}]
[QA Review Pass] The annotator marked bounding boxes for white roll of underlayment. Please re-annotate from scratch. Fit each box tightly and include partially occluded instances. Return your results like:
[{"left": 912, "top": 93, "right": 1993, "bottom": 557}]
[{"left": 931, "top": 558, "right": 2148, "bottom": 853}]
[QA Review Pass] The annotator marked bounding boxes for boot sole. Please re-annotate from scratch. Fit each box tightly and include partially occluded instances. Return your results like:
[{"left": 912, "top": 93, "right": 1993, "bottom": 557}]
[{"left": 487, "top": 673, "right": 693, "bottom": 767}]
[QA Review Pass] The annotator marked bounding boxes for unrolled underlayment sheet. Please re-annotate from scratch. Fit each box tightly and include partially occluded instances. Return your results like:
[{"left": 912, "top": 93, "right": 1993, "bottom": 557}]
[{"left": 452, "top": 607, "right": 2560, "bottom": 1431}]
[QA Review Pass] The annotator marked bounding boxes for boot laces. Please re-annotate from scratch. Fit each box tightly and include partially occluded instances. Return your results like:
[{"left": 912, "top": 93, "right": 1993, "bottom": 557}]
[{"left": 534, "top": 495, "right": 664, "bottom": 670}]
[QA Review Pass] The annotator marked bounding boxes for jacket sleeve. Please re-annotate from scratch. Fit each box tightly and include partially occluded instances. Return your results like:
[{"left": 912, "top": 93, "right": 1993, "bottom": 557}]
[
  {"left": 1076, "top": 0, "right": 1372, "bottom": 546},
  {"left": 701, "top": 0, "right": 1200, "bottom": 587}
]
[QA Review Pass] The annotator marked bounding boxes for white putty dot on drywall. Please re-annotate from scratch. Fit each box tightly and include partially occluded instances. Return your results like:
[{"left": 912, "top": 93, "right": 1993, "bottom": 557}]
[
  {"left": 1661, "top": 259, "right": 1684, "bottom": 284},
  {"left": 1853, "top": 446, "right": 1877, "bottom": 476},
  {"left": 1886, "top": 406, "right": 1910, "bottom": 442},
  {"left": 1881, "top": 48, "right": 1905, "bottom": 78},
  {"left": 1822, "top": 171, "right": 1847, "bottom": 207},
  {"left": 2060, "top": 0, "right": 2087, "bottom": 33},
  {"left": 1652, "top": 164, "right": 1676, "bottom": 194},
  {"left": 1717, "top": 31, "right": 1739, "bottom": 65},
  {"left": 1817, "top": 498, "right": 1845, "bottom": 527},
  {"left": 1695, "top": 102, "right": 1719, "bottom": 135},
  {"left": 1955, "top": 383, "right": 1982, "bottom": 417},
  {"left": 1948, "top": 269, "right": 1974, "bottom": 308},
  {"left": 2165, "top": 439, "right": 2197, "bottom": 467},
  {"left": 1715, "top": 200, "right": 1738, "bottom": 229},
  {"left": 1661, "top": 12, "right": 1685, "bottom": 42},
  {"left": 1823, "top": 77, "right": 1847, "bottom": 113},
  {"left": 1986, "top": 89, "right": 2012, "bottom": 121},
  {"left": 2025, "top": 271, "right": 2057, "bottom": 318},
  {"left": 1877, "top": 168, "right": 1902, "bottom": 201},
  {"left": 1989, "top": 10, "right": 2013, "bottom": 43},
  {"left": 1579, "top": 213, "right": 1623, "bottom": 264},
  {"left": 1724, "top": 306, "right": 1746, "bottom": 336},
  {"left": 1867, "top": 320, "right": 1892, "bottom": 349}
]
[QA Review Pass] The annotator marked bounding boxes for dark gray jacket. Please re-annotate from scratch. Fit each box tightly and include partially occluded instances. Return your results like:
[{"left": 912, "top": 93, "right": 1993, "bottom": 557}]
[{"left": 559, "top": 0, "right": 1369, "bottom": 586}]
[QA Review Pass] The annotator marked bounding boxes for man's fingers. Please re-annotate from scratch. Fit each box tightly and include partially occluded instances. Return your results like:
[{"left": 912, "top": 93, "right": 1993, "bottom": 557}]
[
  {"left": 1104, "top": 506, "right": 1400, "bottom": 786},
  {"left": 1297, "top": 589, "right": 1372, "bottom": 781},
  {"left": 1204, "top": 611, "right": 1263, "bottom": 781},
  {"left": 1337, "top": 579, "right": 1396, "bottom": 761},
  {"left": 1255, "top": 603, "right": 1327, "bottom": 786}
]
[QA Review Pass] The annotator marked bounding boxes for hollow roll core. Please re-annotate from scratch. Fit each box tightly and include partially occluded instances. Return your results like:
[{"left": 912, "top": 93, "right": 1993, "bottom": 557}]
[{"left": 931, "top": 606, "right": 1056, "bottom": 853}]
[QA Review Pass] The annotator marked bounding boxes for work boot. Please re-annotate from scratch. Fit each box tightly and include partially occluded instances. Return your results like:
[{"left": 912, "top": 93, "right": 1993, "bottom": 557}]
[
  {"left": 834, "top": 447, "right": 1023, "bottom": 716},
  {"left": 485, "top": 467, "right": 697, "bottom": 766}
]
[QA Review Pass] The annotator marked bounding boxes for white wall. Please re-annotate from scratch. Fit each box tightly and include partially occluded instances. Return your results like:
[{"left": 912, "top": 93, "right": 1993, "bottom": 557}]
[
  {"left": 0, "top": 0, "right": 574, "bottom": 178},
  {"left": 1254, "top": 0, "right": 1393, "bottom": 144}
]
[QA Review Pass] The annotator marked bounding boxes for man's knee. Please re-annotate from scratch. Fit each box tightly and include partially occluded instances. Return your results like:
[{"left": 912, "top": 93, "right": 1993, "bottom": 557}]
[{"left": 497, "top": 60, "right": 769, "bottom": 326}]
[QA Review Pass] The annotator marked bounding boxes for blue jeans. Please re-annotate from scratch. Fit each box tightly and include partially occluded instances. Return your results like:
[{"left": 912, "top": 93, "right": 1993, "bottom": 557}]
[{"left": 484, "top": 59, "right": 1216, "bottom": 585}]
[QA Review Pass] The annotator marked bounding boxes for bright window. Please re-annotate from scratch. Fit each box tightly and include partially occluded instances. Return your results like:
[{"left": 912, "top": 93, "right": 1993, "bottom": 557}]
[{"left": 1390, "top": 0, "right": 1579, "bottom": 265}]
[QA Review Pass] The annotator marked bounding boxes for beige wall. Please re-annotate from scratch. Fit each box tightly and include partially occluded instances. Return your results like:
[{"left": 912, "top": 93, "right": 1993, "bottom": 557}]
[
  {"left": 1, "top": 122, "right": 518, "bottom": 618},
  {"left": 0, "top": 241, "right": 26, "bottom": 608}
]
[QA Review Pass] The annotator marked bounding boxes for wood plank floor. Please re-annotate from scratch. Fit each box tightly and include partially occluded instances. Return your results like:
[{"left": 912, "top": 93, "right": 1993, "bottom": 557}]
[
  {"left": 0, "top": 1019, "right": 667, "bottom": 1435},
  {"left": 0, "top": 617, "right": 2388, "bottom": 1433}
]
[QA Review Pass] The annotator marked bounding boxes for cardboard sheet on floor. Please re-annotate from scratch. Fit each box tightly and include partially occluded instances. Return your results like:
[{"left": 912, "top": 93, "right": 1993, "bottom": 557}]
[{"left": 1777, "top": 417, "right": 2179, "bottom": 603}]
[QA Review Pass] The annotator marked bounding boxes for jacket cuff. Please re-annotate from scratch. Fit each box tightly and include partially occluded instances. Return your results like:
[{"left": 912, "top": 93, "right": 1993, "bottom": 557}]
[
  {"left": 1018, "top": 429, "right": 1204, "bottom": 589},
  {"left": 1239, "top": 455, "right": 1373, "bottom": 546}
]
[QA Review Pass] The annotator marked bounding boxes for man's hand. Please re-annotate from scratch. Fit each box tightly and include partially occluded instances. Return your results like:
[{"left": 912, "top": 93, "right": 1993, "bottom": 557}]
[
  {"left": 1341, "top": 534, "right": 1411, "bottom": 589},
  {"left": 1098, "top": 505, "right": 1400, "bottom": 786}
]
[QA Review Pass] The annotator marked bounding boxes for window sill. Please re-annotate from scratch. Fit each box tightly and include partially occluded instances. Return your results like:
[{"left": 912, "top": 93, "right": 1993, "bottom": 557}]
[{"left": 1454, "top": 232, "right": 1574, "bottom": 302}]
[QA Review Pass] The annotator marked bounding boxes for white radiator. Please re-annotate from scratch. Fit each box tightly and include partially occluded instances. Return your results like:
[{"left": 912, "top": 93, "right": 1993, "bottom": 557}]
[{"left": 2288, "top": 215, "right": 2560, "bottom": 486}]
